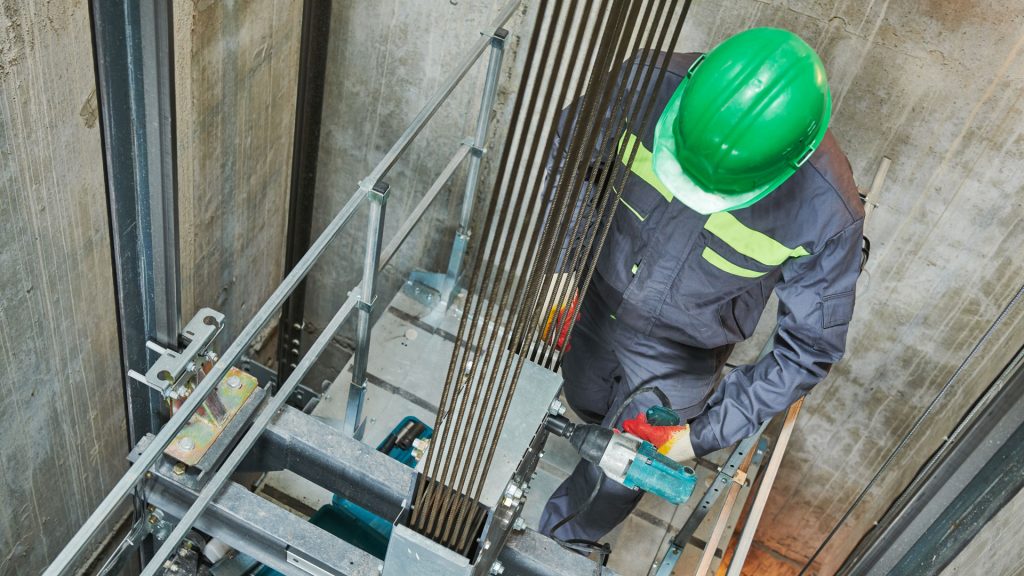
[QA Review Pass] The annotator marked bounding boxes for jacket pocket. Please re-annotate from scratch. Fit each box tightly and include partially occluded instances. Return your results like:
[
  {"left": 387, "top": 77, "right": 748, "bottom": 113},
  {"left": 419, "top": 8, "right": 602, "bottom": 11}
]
[
  {"left": 822, "top": 290, "right": 856, "bottom": 329},
  {"left": 596, "top": 183, "right": 667, "bottom": 295},
  {"left": 617, "top": 181, "right": 666, "bottom": 222}
]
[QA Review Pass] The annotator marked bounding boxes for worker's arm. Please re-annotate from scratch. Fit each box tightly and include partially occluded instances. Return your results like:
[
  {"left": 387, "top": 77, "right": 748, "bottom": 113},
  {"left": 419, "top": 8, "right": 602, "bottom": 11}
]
[{"left": 687, "top": 219, "right": 865, "bottom": 456}]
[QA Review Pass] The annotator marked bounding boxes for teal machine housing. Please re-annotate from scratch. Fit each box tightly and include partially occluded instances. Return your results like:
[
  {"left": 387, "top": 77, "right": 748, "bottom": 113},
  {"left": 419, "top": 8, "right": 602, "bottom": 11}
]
[{"left": 622, "top": 441, "right": 697, "bottom": 505}]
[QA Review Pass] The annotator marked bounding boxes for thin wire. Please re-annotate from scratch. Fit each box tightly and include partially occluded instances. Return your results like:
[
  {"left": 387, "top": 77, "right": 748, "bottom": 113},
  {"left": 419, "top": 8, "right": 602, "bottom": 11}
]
[{"left": 798, "top": 280, "right": 1024, "bottom": 574}]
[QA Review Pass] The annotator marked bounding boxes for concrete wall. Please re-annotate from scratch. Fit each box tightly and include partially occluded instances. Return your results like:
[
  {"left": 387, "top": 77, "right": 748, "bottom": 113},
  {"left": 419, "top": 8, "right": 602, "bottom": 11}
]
[
  {"left": 303, "top": 0, "right": 532, "bottom": 379},
  {"left": 310, "top": 1, "right": 1024, "bottom": 573},
  {"left": 174, "top": 0, "right": 301, "bottom": 359},
  {"left": 0, "top": 1, "right": 300, "bottom": 572},
  {"left": 677, "top": 2, "right": 1024, "bottom": 573},
  {"left": 0, "top": 1, "right": 126, "bottom": 573}
]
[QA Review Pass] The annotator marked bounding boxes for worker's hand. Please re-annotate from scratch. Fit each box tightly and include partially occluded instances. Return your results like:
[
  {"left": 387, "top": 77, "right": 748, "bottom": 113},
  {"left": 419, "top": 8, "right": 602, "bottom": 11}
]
[{"left": 623, "top": 413, "right": 695, "bottom": 463}]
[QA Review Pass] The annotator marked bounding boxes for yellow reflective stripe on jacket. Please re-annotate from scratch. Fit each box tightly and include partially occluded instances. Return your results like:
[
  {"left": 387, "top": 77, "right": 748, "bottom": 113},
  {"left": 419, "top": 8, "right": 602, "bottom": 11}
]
[
  {"left": 701, "top": 247, "right": 765, "bottom": 278},
  {"left": 704, "top": 212, "right": 810, "bottom": 266},
  {"left": 618, "top": 132, "right": 674, "bottom": 202},
  {"left": 618, "top": 195, "right": 646, "bottom": 222}
]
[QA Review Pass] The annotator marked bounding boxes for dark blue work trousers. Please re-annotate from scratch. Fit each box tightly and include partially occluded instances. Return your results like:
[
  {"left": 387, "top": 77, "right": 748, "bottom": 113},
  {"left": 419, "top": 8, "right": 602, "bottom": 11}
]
[{"left": 539, "top": 281, "right": 728, "bottom": 542}]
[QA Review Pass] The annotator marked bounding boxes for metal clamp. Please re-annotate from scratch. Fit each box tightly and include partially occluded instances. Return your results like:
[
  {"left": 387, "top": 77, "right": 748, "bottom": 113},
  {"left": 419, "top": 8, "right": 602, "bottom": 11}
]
[
  {"left": 462, "top": 137, "right": 487, "bottom": 157},
  {"left": 141, "top": 308, "right": 225, "bottom": 399}
]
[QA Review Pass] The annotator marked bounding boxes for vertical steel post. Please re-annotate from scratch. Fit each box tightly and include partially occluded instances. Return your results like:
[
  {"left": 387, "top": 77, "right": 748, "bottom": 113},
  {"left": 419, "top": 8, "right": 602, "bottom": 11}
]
[
  {"left": 278, "top": 0, "right": 334, "bottom": 385},
  {"left": 442, "top": 28, "right": 508, "bottom": 300},
  {"left": 90, "top": 0, "right": 180, "bottom": 445},
  {"left": 345, "top": 182, "right": 390, "bottom": 438}
]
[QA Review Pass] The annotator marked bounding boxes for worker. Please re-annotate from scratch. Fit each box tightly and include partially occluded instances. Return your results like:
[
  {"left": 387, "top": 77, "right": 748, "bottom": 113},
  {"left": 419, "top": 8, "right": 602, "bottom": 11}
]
[{"left": 540, "top": 28, "right": 865, "bottom": 544}]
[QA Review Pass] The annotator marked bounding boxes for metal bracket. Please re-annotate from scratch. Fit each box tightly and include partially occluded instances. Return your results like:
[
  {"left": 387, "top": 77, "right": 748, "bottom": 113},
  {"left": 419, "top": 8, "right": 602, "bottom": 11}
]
[
  {"left": 462, "top": 137, "right": 487, "bottom": 157},
  {"left": 142, "top": 308, "right": 225, "bottom": 399},
  {"left": 353, "top": 294, "right": 377, "bottom": 313}
]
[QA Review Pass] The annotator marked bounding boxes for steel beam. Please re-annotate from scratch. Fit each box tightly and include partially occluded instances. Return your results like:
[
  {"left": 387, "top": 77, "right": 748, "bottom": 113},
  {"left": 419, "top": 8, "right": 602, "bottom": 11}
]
[
  {"left": 145, "top": 473, "right": 381, "bottom": 575},
  {"left": 279, "top": 0, "right": 334, "bottom": 384},
  {"left": 149, "top": 405, "right": 616, "bottom": 576},
  {"left": 90, "top": 0, "right": 180, "bottom": 446}
]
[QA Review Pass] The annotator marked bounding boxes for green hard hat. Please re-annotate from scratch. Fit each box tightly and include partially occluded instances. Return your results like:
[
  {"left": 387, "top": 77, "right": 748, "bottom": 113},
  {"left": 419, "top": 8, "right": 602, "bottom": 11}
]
[{"left": 651, "top": 28, "right": 831, "bottom": 214}]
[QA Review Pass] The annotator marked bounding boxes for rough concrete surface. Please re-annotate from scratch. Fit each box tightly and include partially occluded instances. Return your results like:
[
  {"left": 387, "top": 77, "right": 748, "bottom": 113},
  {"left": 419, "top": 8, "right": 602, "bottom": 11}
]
[
  {"left": 303, "top": 0, "right": 533, "bottom": 381},
  {"left": 0, "top": 0, "right": 126, "bottom": 573},
  {"left": 671, "top": 2, "right": 1024, "bottom": 573},
  {"left": 310, "top": 1, "right": 1024, "bottom": 574},
  {"left": 174, "top": 0, "right": 301, "bottom": 355}
]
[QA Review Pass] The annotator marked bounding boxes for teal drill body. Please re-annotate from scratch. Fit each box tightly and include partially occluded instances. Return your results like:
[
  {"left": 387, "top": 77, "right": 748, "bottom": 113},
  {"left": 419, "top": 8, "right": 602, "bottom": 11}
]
[{"left": 622, "top": 440, "right": 697, "bottom": 505}]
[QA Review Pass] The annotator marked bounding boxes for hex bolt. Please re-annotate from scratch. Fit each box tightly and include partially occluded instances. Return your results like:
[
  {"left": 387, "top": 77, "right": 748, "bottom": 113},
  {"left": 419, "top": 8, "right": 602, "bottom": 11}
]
[
  {"left": 226, "top": 375, "right": 241, "bottom": 389},
  {"left": 505, "top": 483, "right": 523, "bottom": 500},
  {"left": 490, "top": 560, "right": 505, "bottom": 575},
  {"left": 178, "top": 437, "right": 196, "bottom": 452},
  {"left": 172, "top": 463, "right": 187, "bottom": 476},
  {"left": 548, "top": 398, "right": 566, "bottom": 416},
  {"left": 512, "top": 517, "right": 526, "bottom": 532}
]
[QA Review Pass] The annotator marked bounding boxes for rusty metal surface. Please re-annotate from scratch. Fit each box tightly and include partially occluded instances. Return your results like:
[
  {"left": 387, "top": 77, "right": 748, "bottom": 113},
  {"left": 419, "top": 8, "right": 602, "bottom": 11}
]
[{"left": 165, "top": 368, "right": 259, "bottom": 465}]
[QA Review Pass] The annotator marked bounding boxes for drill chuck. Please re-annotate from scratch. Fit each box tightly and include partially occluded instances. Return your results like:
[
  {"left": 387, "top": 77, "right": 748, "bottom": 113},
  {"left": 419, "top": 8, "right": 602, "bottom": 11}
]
[{"left": 545, "top": 414, "right": 697, "bottom": 505}]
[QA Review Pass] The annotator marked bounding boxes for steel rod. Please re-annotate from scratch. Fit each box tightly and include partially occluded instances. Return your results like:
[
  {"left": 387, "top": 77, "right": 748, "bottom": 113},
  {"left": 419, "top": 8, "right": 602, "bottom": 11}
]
[
  {"left": 457, "top": 30, "right": 507, "bottom": 232},
  {"left": 440, "top": 30, "right": 509, "bottom": 302},
  {"left": 381, "top": 145, "right": 471, "bottom": 271},
  {"left": 726, "top": 398, "right": 804, "bottom": 576},
  {"left": 141, "top": 294, "right": 360, "bottom": 575},
  {"left": 360, "top": 0, "right": 520, "bottom": 191},
  {"left": 345, "top": 183, "right": 390, "bottom": 438}
]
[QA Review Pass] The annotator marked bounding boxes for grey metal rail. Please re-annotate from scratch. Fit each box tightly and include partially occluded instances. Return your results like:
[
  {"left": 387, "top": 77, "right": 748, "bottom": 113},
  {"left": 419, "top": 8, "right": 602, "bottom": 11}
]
[{"left": 45, "top": 2, "right": 520, "bottom": 572}]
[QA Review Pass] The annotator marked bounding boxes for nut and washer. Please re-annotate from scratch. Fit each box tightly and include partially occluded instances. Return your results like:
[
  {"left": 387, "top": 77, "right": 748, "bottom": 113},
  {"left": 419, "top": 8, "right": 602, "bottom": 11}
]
[
  {"left": 490, "top": 560, "right": 505, "bottom": 575},
  {"left": 548, "top": 398, "right": 566, "bottom": 416},
  {"left": 512, "top": 517, "right": 527, "bottom": 532}
]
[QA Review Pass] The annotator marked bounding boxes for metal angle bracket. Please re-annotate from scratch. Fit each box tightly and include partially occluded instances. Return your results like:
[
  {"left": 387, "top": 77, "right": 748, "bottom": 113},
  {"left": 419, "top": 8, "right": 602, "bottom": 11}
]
[
  {"left": 463, "top": 137, "right": 487, "bottom": 158},
  {"left": 143, "top": 308, "right": 225, "bottom": 398}
]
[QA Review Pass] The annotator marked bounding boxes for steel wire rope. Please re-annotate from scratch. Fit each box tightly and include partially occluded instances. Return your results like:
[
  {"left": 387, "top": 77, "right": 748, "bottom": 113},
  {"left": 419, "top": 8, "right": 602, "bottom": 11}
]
[
  {"left": 415, "top": 0, "right": 570, "bottom": 537},
  {"left": 409, "top": 0, "right": 553, "bottom": 532},
  {"left": 423, "top": 0, "right": 629, "bottom": 543},
  {"left": 537, "top": 0, "right": 688, "bottom": 370},
  {"left": 441, "top": 0, "right": 608, "bottom": 548},
  {"left": 433, "top": 0, "right": 590, "bottom": 546},
  {"left": 448, "top": 0, "right": 669, "bottom": 550}
]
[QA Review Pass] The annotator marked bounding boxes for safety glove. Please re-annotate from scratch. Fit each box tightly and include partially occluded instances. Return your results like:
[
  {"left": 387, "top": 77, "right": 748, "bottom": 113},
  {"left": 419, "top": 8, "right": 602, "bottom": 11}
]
[
  {"left": 622, "top": 412, "right": 695, "bottom": 464},
  {"left": 539, "top": 273, "right": 579, "bottom": 351}
]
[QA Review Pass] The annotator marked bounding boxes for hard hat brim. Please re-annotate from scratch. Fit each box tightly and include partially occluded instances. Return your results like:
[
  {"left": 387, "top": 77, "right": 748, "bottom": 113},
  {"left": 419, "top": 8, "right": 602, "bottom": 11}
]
[{"left": 652, "top": 81, "right": 777, "bottom": 214}]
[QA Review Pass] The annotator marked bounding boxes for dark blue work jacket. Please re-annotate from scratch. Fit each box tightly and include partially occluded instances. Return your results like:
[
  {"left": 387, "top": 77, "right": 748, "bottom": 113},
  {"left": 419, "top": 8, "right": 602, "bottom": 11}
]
[{"left": 551, "top": 52, "right": 865, "bottom": 454}]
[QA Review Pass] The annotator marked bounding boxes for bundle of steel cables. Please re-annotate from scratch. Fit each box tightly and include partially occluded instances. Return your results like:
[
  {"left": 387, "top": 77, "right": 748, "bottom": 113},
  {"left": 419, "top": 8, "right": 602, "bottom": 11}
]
[{"left": 409, "top": 0, "right": 693, "bottom": 555}]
